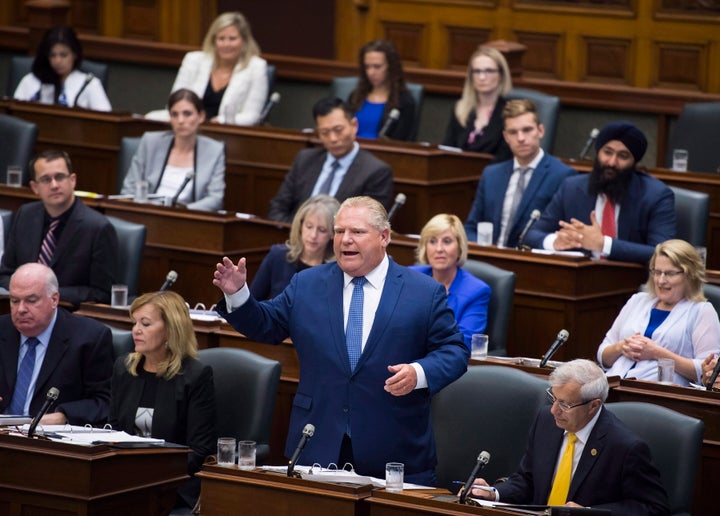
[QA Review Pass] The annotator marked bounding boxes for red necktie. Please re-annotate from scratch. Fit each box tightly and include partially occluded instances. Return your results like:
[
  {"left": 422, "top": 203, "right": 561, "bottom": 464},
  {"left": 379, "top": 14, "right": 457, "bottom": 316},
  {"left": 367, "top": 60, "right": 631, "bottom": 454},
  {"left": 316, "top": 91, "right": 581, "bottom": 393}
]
[{"left": 602, "top": 199, "right": 616, "bottom": 238}]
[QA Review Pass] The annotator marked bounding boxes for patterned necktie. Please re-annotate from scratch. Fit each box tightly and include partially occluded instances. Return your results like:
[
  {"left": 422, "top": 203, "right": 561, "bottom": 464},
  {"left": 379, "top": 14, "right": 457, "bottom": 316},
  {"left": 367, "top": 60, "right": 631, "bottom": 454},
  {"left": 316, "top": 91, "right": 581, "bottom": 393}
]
[
  {"left": 318, "top": 160, "right": 341, "bottom": 195},
  {"left": 547, "top": 432, "right": 577, "bottom": 505},
  {"left": 7, "top": 337, "right": 40, "bottom": 416},
  {"left": 505, "top": 167, "right": 530, "bottom": 245},
  {"left": 38, "top": 218, "right": 60, "bottom": 266},
  {"left": 602, "top": 199, "right": 616, "bottom": 238},
  {"left": 346, "top": 276, "right": 367, "bottom": 371}
]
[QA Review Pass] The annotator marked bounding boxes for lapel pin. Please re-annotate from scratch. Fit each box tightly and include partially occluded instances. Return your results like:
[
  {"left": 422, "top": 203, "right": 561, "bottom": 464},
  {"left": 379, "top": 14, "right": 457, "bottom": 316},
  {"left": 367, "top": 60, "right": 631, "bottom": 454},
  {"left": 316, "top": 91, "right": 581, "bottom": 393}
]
[{"left": 591, "top": 448, "right": 598, "bottom": 456}]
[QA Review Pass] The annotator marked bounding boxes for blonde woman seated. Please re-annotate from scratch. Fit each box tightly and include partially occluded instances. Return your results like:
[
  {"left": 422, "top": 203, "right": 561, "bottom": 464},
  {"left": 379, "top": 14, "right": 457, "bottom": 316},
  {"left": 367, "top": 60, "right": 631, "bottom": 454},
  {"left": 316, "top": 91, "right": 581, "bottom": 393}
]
[
  {"left": 410, "top": 214, "right": 490, "bottom": 349},
  {"left": 122, "top": 89, "right": 225, "bottom": 211},
  {"left": 251, "top": 195, "right": 339, "bottom": 299},
  {"left": 109, "top": 291, "right": 216, "bottom": 509},
  {"left": 146, "top": 12, "right": 267, "bottom": 125},
  {"left": 597, "top": 239, "right": 720, "bottom": 386}
]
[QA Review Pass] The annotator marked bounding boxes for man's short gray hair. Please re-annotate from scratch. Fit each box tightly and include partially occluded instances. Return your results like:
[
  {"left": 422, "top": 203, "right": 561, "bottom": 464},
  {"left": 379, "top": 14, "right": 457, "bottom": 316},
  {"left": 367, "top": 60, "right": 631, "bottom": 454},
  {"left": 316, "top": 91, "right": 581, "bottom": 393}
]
[{"left": 549, "top": 359, "right": 608, "bottom": 402}]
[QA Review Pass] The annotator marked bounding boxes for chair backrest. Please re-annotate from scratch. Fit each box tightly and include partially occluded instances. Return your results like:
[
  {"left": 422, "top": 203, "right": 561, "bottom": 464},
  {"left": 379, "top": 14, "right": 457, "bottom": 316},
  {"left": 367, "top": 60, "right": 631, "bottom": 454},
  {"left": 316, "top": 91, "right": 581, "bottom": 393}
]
[
  {"left": 669, "top": 185, "right": 709, "bottom": 247},
  {"left": 106, "top": 325, "right": 134, "bottom": 362},
  {"left": 330, "top": 76, "right": 424, "bottom": 140},
  {"left": 0, "top": 209, "right": 12, "bottom": 246},
  {"left": 198, "top": 347, "right": 281, "bottom": 464},
  {"left": 462, "top": 259, "right": 516, "bottom": 356},
  {"left": 7, "top": 55, "right": 109, "bottom": 96},
  {"left": 431, "top": 365, "right": 548, "bottom": 490},
  {"left": 605, "top": 402, "right": 703, "bottom": 515},
  {"left": 106, "top": 215, "right": 146, "bottom": 297},
  {"left": 665, "top": 102, "right": 720, "bottom": 174},
  {"left": 703, "top": 283, "right": 720, "bottom": 316},
  {"left": 117, "top": 137, "right": 142, "bottom": 193},
  {"left": 0, "top": 114, "right": 38, "bottom": 186},
  {"left": 505, "top": 88, "right": 561, "bottom": 153}
]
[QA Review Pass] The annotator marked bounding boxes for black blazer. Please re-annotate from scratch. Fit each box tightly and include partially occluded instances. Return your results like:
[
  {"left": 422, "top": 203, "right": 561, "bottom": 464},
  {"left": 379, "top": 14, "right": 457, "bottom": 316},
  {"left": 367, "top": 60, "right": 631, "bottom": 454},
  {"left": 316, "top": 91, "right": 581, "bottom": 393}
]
[
  {"left": 376, "top": 90, "right": 417, "bottom": 141},
  {"left": 443, "top": 97, "right": 512, "bottom": 161},
  {"left": 0, "top": 308, "right": 113, "bottom": 425},
  {"left": 267, "top": 147, "right": 393, "bottom": 223},
  {"left": 0, "top": 199, "right": 118, "bottom": 305}
]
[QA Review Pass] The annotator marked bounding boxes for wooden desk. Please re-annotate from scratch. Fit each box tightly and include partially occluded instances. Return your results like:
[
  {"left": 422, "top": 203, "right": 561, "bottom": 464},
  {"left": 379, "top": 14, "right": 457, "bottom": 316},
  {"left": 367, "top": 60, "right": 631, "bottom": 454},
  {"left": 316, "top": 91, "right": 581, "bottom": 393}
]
[
  {"left": 389, "top": 236, "right": 647, "bottom": 361},
  {"left": 0, "top": 433, "right": 187, "bottom": 515},
  {"left": 367, "top": 490, "right": 534, "bottom": 515},
  {"left": 197, "top": 466, "right": 373, "bottom": 516}
]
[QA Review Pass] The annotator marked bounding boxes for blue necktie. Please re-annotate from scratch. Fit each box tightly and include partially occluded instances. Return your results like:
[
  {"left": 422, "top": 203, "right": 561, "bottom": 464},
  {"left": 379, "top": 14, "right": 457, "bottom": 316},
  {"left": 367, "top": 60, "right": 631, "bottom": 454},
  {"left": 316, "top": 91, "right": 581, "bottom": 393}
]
[
  {"left": 346, "top": 277, "right": 366, "bottom": 371},
  {"left": 7, "top": 337, "right": 40, "bottom": 415},
  {"left": 318, "top": 160, "right": 341, "bottom": 195}
]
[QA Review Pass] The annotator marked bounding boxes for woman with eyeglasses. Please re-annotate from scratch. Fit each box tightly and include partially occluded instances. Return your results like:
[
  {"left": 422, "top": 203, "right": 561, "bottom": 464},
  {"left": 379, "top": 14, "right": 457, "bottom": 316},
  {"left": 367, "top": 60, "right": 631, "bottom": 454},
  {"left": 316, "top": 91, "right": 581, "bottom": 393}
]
[
  {"left": 347, "top": 39, "right": 415, "bottom": 141},
  {"left": 14, "top": 26, "right": 111, "bottom": 111},
  {"left": 442, "top": 46, "right": 512, "bottom": 161},
  {"left": 597, "top": 239, "right": 720, "bottom": 386}
]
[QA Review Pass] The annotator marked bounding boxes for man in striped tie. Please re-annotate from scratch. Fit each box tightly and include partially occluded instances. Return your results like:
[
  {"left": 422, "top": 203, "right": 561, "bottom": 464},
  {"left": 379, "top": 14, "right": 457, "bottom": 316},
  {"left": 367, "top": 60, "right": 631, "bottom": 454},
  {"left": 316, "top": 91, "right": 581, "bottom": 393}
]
[
  {"left": 467, "top": 359, "right": 669, "bottom": 514},
  {"left": 0, "top": 149, "right": 118, "bottom": 306},
  {"left": 0, "top": 263, "right": 113, "bottom": 425},
  {"left": 524, "top": 121, "right": 676, "bottom": 264}
]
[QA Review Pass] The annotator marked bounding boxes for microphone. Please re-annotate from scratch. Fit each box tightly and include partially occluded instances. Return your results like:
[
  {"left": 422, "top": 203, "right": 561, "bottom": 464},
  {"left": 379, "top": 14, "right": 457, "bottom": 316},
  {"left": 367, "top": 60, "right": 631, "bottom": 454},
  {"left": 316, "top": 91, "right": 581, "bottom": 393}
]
[
  {"left": 287, "top": 423, "right": 315, "bottom": 477},
  {"left": 387, "top": 192, "right": 406, "bottom": 222},
  {"left": 170, "top": 171, "right": 194, "bottom": 207},
  {"left": 159, "top": 270, "right": 178, "bottom": 291},
  {"left": 27, "top": 387, "right": 60, "bottom": 438},
  {"left": 257, "top": 92, "right": 281, "bottom": 125},
  {"left": 540, "top": 329, "right": 570, "bottom": 367},
  {"left": 579, "top": 128, "right": 599, "bottom": 161},
  {"left": 378, "top": 108, "right": 401, "bottom": 139},
  {"left": 706, "top": 357, "right": 720, "bottom": 391},
  {"left": 459, "top": 450, "right": 491, "bottom": 504},
  {"left": 516, "top": 209, "right": 541, "bottom": 250}
]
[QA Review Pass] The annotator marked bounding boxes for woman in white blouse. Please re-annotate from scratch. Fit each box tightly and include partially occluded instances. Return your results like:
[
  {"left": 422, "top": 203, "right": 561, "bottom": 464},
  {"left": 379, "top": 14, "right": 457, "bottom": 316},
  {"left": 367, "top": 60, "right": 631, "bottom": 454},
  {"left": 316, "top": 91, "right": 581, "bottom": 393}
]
[
  {"left": 597, "top": 239, "right": 720, "bottom": 386},
  {"left": 146, "top": 12, "right": 267, "bottom": 125},
  {"left": 14, "top": 26, "right": 111, "bottom": 111}
]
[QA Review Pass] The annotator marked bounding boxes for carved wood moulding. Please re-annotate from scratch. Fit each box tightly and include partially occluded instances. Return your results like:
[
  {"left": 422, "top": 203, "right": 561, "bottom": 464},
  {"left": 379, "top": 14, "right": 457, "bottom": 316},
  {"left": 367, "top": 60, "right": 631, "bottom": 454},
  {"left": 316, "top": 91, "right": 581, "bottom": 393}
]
[
  {"left": 515, "top": 31, "right": 563, "bottom": 80},
  {"left": 445, "top": 25, "right": 493, "bottom": 70},
  {"left": 581, "top": 36, "right": 633, "bottom": 85}
]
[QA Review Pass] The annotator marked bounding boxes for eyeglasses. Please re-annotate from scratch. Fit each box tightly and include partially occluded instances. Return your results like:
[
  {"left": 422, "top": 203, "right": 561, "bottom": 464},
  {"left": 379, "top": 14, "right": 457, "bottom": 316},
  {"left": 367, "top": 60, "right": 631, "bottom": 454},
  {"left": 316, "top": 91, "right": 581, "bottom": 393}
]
[
  {"left": 471, "top": 68, "right": 500, "bottom": 76},
  {"left": 34, "top": 173, "right": 71, "bottom": 185},
  {"left": 649, "top": 269, "right": 684, "bottom": 279},
  {"left": 545, "top": 388, "right": 594, "bottom": 412}
]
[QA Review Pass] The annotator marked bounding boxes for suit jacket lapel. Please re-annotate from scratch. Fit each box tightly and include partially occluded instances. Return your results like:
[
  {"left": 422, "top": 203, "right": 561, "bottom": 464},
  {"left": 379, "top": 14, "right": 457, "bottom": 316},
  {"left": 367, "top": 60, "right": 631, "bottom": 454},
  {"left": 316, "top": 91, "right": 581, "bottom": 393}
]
[
  {"left": 512, "top": 157, "right": 547, "bottom": 230},
  {"left": 301, "top": 151, "right": 327, "bottom": 200},
  {"left": 33, "top": 310, "right": 69, "bottom": 403},
  {"left": 538, "top": 424, "right": 565, "bottom": 503},
  {"left": 0, "top": 324, "right": 21, "bottom": 399},
  {"left": 335, "top": 151, "right": 362, "bottom": 200},
  {"left": 50, "top": 201, "right": 83, "bottom": 265},
  {"left": 491, "top": 164, "right": 513, "bottom": 236},
  {"left": 616, "top": 173, "right": 642, "bottom": 241},
  {"left": 568, "top": 410, "right": 609, "bottom": 500},
  {"left": 326, "top": 266, "right": 352, "bottom": 374}
]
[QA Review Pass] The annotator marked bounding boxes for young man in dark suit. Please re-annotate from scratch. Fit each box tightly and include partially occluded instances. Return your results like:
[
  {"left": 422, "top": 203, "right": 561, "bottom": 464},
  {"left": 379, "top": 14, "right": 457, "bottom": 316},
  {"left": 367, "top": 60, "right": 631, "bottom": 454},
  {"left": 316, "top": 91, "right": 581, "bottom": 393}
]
[{"left": 267, "top": 97, "right": 393, "bottom": 223}]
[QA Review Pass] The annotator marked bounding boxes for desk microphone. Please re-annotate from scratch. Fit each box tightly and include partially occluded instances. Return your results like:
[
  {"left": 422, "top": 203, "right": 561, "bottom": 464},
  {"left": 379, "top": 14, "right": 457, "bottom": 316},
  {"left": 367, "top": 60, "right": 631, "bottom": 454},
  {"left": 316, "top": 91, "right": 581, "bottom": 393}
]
[
  {"left": 540, "top": 329, "right": 570, "bottom": 367},
  {"left": 171, "top": 171, "right": 194, "bottom": 207},
  {"left": 516, "top": 209, "right": 541, "bottom": 250},
  {"left": 159, "top": 270, "right": 178, "bottom": 291},
  {"left": 706, "top": 357, "right": 720, "bottom": 391},
  {"left": 459, "top": 451, "right": 491, "bottom": 504},
  {"left": 287, "top": 423, "right": 315, "bottom": 477},
  {"left": 378, "top": 108, "right": 400, "bottom": 139},
  {"left": 579, "top": 128, "right": 599, "bottom": 161},
  {"left": 28, "top": 387, "right": 60, "bottom": 438},
  {"left": 387, "top": 193, "right": 406, "bottom": 222},
  {"left": 257, "top": 92, "right": 281, "bottom": 125}
]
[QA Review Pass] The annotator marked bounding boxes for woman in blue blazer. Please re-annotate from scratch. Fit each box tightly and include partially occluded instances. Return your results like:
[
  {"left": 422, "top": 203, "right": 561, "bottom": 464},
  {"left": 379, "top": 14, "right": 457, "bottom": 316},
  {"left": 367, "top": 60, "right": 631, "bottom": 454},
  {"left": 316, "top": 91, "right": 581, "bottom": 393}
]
[
  {"left": 411, "top": 214, "right": 491, "bottom": 349},
  {"left": 251, "top": 195, "right": 339, "bottom": 299}
]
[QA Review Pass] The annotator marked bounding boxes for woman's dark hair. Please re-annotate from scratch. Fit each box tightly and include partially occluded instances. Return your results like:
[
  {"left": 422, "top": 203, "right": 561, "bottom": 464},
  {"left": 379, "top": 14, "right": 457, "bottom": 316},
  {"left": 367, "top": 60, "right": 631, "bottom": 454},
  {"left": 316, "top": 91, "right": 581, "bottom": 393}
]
[
  {"left": 31, "top": 26, "right": 83, "bottom": 89},
  {"left": 167, "top": 88, "right": 205, "bottom": 113},
  {"left": 348, "top": 39, "right": 407, "bottom": 113}
]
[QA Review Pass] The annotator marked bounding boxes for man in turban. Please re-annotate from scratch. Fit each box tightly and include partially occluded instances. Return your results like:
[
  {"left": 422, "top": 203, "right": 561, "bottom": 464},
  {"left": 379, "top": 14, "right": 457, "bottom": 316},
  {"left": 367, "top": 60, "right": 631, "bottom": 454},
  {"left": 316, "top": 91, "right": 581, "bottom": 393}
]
[{"left": 525, "top": 121, "right": 676, "bottom": 263}]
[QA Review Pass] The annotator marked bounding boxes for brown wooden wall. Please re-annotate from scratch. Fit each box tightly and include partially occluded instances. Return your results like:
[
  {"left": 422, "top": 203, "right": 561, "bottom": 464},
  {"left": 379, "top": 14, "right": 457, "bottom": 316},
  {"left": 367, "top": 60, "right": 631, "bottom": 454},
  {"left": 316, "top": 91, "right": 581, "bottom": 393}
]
[{"left": 336, "top": 0, "right": 720, "bottom": 94}]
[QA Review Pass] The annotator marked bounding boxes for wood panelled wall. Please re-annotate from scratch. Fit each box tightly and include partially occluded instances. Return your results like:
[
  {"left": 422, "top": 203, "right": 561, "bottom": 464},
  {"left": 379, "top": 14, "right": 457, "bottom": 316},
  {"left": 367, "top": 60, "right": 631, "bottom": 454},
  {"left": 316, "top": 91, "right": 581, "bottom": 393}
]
[{"left": 336, "top": 0, "right": 720, "bottom": 94}]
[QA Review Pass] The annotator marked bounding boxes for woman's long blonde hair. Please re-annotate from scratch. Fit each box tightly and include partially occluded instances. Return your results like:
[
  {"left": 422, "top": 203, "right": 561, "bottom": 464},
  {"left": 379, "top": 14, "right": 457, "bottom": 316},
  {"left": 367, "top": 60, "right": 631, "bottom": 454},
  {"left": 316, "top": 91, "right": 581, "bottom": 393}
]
[
  {"left": 454, "top": 46, "right": 512, "bottom": 127},
  {"left": 202, "top": 11, "right": 260, "bottom": 70}
]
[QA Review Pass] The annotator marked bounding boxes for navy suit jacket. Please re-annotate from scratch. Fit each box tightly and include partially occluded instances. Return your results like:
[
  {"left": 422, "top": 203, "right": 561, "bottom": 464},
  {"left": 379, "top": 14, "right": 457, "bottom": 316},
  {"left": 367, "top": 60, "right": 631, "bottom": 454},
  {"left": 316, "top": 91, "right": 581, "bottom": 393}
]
[
  {"left": 250, "top": 244, "right": 308, "bottom": 300},
  {"left": 497, "top": 408, "right": 669, "bottom": 515},
  {"left": 267, "top": 147, "right": 393, "bottom": 223},
  {"left": 525, "top": 172, "right": 676, "bottom": 264},
  {"left": 0, "top": 199, "right": 118, "bottom": 305},
  {"left": 0, "top": 308, "right": 113, "bottom": 425},
  {"left": 217, "top": 259, "right": 468, "bottom": 479},
  {"left": 464, "top": 153, "right": 577, "bottom": 246}
]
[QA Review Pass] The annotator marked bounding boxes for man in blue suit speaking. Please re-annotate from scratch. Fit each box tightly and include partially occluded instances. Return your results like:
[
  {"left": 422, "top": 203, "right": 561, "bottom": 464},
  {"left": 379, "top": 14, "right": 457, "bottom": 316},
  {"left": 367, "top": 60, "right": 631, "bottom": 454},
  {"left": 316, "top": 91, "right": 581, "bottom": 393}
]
[
  {"left": 214, "top": 196, "right": 468, "bottom": 485},
  {"left": 464, "top": 99, "right": 576, "bottom": 247},
  {"left": 525, "top": 121, "right": 676, "bottom": 263}
]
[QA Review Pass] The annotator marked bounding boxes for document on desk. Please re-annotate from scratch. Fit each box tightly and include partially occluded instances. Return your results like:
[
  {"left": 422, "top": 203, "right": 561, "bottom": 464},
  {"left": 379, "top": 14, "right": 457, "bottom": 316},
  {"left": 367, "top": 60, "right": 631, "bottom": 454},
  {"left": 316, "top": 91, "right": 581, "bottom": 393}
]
[
  {"left": 18, "top": 425, "right": 165, "bottom": 446},
  {"left": 260, "top": 465, "right": 429, "bottom": 489},
  {"left": 0, "top": 415, "right": 32, "bottom": 426}
]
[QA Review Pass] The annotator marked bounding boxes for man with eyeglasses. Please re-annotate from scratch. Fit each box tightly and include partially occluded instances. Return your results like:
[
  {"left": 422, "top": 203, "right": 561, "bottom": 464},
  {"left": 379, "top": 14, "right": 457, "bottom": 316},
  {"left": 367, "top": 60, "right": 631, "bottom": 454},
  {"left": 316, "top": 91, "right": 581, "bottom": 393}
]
[
  {"left": 0, "top": 149, "right": 118, "bottom": 306},
  {"left": 267, "top": 97, "right": 393, "bottom": 223},
  {"left": 464, "top": 99, "right": 577, "bottom": 247},
  {"left": 525, "top": 121, "right": 676, "bottom": 263},
  {"left": 468, "top": 359, "right": 669, "bottom": 514}
]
